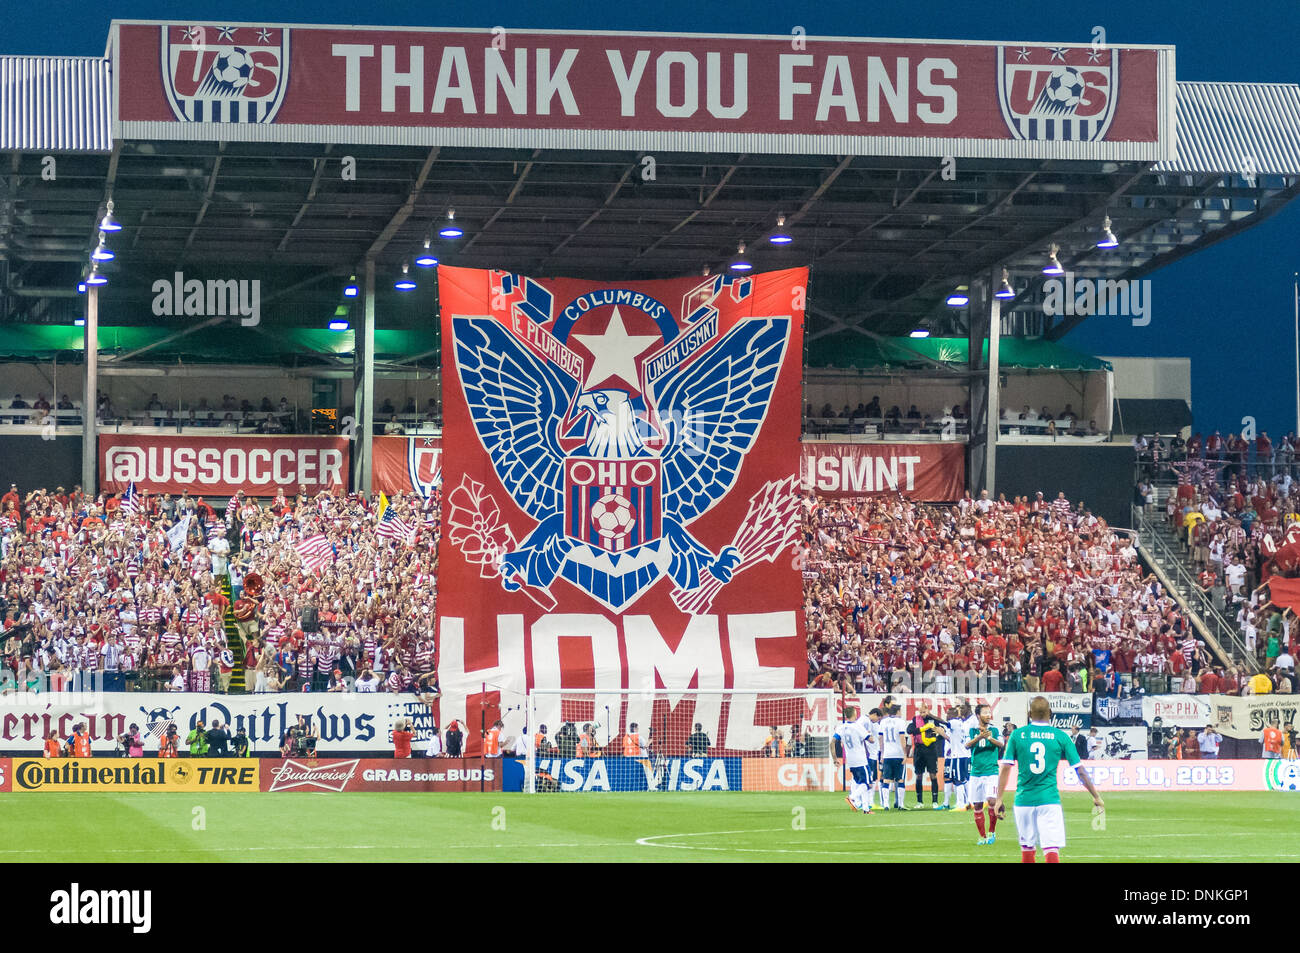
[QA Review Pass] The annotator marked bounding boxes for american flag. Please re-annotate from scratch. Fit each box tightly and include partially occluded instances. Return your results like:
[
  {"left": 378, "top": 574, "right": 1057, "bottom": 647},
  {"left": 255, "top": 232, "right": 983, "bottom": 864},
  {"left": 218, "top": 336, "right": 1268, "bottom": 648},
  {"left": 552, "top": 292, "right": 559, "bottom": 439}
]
[
  {"left": 377, "top": 506, "right": 415, "bottom": 546},
  {"left": 146, "top": 719, "right": 175, "bottom": 740},
  {"left": 295, "top": 533, "right": 334, "bottom": 574},
  {"left": 121, "top": 481, "right": 140, "bottom": 516}
]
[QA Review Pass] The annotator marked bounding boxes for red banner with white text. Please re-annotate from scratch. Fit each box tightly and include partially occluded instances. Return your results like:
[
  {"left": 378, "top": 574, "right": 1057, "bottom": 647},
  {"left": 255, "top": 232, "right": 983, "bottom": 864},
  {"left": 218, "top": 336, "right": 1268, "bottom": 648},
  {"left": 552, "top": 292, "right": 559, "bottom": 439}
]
[
  {"left": 373, "top": 436, "right": 442, "bottom": 498},
  {"left": 100, "top": 433, "right": 349, "bottom": 497},
  {"left": 437, "top": 266, "right": 807, "bottom": 755},
  {"left": 260, "top": 757, "right": 501, "bottom": 792},
  {"left": 801, "top": 441, "right": 964, "bottom": 500},
  {"left": 111, "top": 21, "right": 1173, "bottom": 161}
]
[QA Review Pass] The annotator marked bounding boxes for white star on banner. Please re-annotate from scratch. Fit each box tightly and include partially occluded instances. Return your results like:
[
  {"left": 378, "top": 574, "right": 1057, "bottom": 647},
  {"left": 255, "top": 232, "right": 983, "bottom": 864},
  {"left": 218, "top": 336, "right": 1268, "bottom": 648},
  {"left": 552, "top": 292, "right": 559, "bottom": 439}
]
[
  {"left": 1087, "top": 47, "right": 1104, "bottom": 63},
  {"left": 216, "top": 26, "right": 236, "bottom": 41},
  {"left": 1048, "top": 46, "right": 1068, "bottom": 62},
  {"left": 574, "top": 307, "right": 659, "bottom": 391},
  {"left": 1016, "top": 47, "right": 1031, "bottom": 62},
  {"left": 257, "top": 28, "right": 273, "bottom": 43}
]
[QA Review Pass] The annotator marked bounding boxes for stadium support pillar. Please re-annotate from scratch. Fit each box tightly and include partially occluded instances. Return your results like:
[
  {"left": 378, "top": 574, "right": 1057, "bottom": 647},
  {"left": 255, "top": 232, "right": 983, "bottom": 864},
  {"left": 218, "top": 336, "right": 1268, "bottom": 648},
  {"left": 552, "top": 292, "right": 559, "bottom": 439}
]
[
  {"left": 985, "top": 267, "right": 1002, "bottom": 495},
  {"left": 355, "top": 259, "right": 376, "bottom": 495},
  {"left": 81, "top": 286, "right": 98, "bottom": 496},
  {"left": 966, "top": 279, "right": 988, "bottom": 497}
]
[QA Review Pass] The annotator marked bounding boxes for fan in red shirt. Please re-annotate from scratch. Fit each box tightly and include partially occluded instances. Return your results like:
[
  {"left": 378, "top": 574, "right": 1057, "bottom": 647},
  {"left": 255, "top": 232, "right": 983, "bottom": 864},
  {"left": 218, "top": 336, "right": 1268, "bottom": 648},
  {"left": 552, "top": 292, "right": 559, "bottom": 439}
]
[
  {"left": 1041, "top": 662, "right": 1067, "bottom": 692},
  {"left": 393, "top": 719, "right": 413, "bottom": 759}
]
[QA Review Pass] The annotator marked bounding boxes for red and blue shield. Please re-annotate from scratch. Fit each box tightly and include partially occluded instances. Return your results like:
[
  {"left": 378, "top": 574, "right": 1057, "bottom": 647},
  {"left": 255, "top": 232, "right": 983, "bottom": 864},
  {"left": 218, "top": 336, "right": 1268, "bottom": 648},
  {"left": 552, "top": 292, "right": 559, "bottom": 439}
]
[
  {"left": 161, "top": 24, "right": 290, "bottom": 124},
  {"left": 407, "top": 438, "right": 442, "bottom": 498},
  {"left": 997, "top": 45, "right": 1118, "bottom": 143},
  {"left": 565, "top": 457, "right": 662, "bottom": 554}
]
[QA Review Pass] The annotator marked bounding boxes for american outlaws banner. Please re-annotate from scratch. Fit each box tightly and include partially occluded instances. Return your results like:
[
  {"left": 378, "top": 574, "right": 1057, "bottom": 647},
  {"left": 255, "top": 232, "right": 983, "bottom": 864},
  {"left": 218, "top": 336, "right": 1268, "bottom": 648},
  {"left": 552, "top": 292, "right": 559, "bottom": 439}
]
[
  {"left": 438, "top": 266, "right": 806, "bottom": 754},
  {"left": 373, "top": 435, "right": 442, "bottom": 498},
  {"left": 801, "top": 441, "right": 964, "bottom": 500},
  {"left": 100, "top": 433, "right": 348, "bottom": 497},
  {"left": 111, "top": 22, "right": 1174, "bottom": 161}
]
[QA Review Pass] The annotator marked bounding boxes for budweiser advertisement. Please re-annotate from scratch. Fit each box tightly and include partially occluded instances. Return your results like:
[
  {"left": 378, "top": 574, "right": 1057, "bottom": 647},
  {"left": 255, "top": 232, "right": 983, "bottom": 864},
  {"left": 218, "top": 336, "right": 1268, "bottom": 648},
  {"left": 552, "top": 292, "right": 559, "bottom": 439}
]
[
  {"left": 801, "top": 441, "right": 964, "bottom": 501},
  {"left": 437, "top": 266, "right": 807, "bottom": 754},
  {"left": 112, "top": 21, "right": 1173, "bottom": 160},
  {"left": 100, "top": 434, "right": 349, "bottom": 497},
  {"left": 373, "top": 435, "right": 442, "bottom": 497},
  {"left": 261, "top": 757, "right": 501, "bottom": 792}
]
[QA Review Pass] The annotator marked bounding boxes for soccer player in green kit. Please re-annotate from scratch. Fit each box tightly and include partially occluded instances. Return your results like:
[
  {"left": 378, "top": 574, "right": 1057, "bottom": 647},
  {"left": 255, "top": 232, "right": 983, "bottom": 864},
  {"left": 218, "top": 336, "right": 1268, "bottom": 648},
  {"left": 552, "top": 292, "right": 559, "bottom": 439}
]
[
  {"left": 994, "top": 696, "right": 1104, "bottom": 863},
  {"left": 966, "top": 703, "right": 1004, "bottom": 845}
]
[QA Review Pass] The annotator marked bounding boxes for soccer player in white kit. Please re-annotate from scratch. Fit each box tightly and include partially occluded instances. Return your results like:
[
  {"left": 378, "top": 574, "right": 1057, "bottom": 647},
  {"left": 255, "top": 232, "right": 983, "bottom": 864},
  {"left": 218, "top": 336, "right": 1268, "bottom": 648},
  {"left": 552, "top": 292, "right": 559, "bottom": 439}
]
[
  {"left": 942, "top": 704, "right": 973, "bottom": 810},
  {"left": 878, "top": 704, "right": 911, "bottom": 810},
  {"left": 833, "top": 706, "right": 873, "bottom": 814}
]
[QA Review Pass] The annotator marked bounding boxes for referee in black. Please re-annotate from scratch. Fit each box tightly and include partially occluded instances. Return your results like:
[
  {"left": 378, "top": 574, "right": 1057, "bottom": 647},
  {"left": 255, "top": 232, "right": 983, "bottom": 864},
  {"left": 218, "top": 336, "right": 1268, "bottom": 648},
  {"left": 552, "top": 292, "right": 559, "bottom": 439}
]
[{"left": 906, "top": 700, "right": 948, "bottom": 809}]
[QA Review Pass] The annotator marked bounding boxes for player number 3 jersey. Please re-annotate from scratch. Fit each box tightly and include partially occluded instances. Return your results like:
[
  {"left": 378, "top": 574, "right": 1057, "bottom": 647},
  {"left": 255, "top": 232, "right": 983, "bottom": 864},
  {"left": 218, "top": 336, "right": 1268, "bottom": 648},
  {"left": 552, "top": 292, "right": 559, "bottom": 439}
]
[{"left": 999, "top": 723, "right": 1080, "bottom": 806}]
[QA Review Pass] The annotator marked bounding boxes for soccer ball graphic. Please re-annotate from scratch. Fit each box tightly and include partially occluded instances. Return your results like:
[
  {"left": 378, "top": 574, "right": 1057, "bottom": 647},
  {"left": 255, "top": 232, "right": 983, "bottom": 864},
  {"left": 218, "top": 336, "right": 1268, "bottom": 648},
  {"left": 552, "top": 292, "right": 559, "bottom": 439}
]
[
  {"left": 1043, "top": 66, "right": 1086, "bottom": 109},
  {"left": 590, "top": 493, "right": 637, "bottom": 544},
  {"left": 212, "top": 48, "right": 254, "bottom": 89}
]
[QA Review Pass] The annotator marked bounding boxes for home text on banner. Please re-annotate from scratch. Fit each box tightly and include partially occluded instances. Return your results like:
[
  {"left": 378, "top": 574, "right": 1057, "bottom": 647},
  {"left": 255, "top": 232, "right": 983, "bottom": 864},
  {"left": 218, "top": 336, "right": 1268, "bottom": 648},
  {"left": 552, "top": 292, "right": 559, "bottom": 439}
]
[
  {"left": 112, "top": 22, "right": 1174, "bottom": 161},
  {"left": 100, "top": 434, "right": 349, "bottom": 497},
  {"left": 437, "top": 266, "right": 807, "bottom": 754}
]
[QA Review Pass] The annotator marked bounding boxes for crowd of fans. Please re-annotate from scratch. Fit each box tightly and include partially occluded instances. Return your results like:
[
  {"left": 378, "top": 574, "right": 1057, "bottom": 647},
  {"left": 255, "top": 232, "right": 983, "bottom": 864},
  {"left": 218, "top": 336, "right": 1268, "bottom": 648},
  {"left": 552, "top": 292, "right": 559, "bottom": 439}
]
[
  {"left": 797, "top": 489, "right": 1291, "bottom": 697},
  {"left": 1145, "top": 461, "right": 1300, "bottom": 688},
  {"left": 0, "top": 482, "right": 440, "bottom": 696},
  {"left": 806, "top": 397, "right": 1103, "bottom": 436},
  {"left": 5, "top": 473, "right": 1294, "bottom": 702}
]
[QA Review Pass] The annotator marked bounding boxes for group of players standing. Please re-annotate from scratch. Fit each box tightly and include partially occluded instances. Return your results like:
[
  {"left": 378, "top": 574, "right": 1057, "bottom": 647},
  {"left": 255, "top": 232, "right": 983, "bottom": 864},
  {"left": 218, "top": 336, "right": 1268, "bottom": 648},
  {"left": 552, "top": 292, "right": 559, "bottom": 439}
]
[{"left": 834, "top": 696, "right": 1104, "bottom": 862}]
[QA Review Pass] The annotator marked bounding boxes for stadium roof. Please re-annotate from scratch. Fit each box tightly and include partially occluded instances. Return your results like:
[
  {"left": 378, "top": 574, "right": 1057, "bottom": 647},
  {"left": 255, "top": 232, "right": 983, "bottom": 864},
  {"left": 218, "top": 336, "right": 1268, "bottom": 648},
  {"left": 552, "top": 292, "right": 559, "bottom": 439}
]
[{"left": 1, "top": 35, "right": 1298, "bottom": 353}]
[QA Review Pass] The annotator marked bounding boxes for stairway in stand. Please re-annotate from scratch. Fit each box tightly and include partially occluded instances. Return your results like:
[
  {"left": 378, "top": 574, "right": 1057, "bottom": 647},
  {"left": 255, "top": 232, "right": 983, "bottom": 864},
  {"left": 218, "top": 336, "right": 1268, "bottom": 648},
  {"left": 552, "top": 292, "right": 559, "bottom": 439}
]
[{"left": 222, "top": 574, "right": 246, "bottom": 693}]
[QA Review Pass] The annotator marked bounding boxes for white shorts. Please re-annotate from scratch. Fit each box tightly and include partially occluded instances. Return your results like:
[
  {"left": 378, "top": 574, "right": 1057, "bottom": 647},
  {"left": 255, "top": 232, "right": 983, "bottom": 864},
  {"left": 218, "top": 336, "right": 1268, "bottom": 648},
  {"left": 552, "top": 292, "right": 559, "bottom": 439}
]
[
  {"left": 968, "top": 773, "right": 999, "bottom": 803},
  {"left": 1013, "top": 803, "right": 1066, "bottom": 850}
]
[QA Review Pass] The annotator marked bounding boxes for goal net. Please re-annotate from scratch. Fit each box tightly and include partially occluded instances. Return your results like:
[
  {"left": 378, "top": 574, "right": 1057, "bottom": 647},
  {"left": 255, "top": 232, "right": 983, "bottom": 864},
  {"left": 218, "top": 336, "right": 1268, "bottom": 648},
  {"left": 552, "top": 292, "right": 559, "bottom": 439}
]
[{"left": 524, "top": 689, "right": 836, "bottom": 792}]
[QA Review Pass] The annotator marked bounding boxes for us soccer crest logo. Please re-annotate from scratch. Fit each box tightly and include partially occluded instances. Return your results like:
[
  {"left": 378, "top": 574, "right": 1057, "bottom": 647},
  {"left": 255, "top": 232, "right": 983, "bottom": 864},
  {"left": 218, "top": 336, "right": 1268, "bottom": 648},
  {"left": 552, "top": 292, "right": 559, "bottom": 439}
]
[
  {"left": 446, "top": 271, "right": 800, "bottom": 614},
  {"left": 160, "top": 25, "right": 289, "bottom": 123},
  {"left": 407, "top": 437, "right": 442, "bottom": 498},
  {"left": 997, "top": 45, "right": 1118, "bottom": 142}
]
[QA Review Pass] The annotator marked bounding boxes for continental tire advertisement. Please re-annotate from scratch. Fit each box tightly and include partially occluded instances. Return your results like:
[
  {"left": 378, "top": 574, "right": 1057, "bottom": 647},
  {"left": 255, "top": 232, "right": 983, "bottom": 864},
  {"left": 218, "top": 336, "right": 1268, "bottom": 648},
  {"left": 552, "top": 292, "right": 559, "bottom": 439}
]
[{"left": 8, "top": 758, "right": 260, "bottom": 792}]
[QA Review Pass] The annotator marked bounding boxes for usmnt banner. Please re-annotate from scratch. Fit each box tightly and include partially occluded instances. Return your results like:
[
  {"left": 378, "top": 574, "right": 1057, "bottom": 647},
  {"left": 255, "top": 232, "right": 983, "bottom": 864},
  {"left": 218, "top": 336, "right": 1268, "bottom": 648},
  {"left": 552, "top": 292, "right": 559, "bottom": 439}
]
[
  {"left": 373, "top": 435, "right": 442, "bottom": 498},
  {"left": 100, "top": 433, "right": 348, "bottom": 497},
  {"left": 111, "top": 21, "right": 1174, "bottom": 160},
  {"left": 801, "top": 441, "right": 964, "bottom": 500},
  {"left": 438, "top": 266, "right": 806, "bottom": 755}
]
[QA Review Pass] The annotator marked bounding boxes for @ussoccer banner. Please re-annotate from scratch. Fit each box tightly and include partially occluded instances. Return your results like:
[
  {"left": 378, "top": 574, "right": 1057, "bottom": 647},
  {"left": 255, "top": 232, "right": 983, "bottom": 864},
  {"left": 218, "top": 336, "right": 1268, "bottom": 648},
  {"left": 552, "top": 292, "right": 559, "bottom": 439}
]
[{"left": 437, "top": 266, "right": 807, "bottom": 754}]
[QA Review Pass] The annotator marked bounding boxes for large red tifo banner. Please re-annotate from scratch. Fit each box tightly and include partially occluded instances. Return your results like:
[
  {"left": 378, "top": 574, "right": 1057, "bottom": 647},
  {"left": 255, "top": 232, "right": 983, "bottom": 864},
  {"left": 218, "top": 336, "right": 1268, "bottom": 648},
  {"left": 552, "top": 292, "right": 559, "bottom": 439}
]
[
  {"left": 801, "top": 442, "right": 964, "bottom": 500},
  {"left": 111, "top": 21, "right": 1173, "bottom": 160},
  {"left": 100, "top": 434, "right": 349, "bottom": 496},
  {"left": 373, "top": 435, "right": 442, "bottom": 497},
  {"left": 437, "top": 266, "right": 806, "bottom": 754}
]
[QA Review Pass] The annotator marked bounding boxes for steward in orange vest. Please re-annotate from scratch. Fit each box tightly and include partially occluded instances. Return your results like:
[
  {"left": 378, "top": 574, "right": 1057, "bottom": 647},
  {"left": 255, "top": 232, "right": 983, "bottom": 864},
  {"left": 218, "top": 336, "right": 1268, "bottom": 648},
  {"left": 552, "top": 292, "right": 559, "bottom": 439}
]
[
  {"left": 622, "top": 723, "right": 642, "bottom": 757},
  {"left": 483, "top": 721, "right": 503, "bottom": 757}
]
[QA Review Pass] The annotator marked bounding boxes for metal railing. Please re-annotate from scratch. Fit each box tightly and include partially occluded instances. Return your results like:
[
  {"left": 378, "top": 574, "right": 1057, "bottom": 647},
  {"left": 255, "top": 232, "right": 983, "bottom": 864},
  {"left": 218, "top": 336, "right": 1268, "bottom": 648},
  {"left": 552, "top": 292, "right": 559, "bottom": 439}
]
[{"left": 1131, "top": 502, "right": 1260, "bottom": 672}]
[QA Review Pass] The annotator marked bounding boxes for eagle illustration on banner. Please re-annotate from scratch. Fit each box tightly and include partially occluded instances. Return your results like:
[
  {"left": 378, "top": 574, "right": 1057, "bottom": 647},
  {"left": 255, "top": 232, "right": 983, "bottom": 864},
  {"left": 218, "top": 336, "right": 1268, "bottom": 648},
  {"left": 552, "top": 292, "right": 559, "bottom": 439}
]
[{"left": 445, "top": 269, "right": 801, "bottom": 614}]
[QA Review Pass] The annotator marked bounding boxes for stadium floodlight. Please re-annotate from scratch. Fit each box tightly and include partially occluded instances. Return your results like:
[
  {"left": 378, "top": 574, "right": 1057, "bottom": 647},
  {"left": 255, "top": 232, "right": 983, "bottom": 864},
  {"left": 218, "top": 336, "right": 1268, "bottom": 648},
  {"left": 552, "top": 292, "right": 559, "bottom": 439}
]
[
  {"left": 74, "top": 318, "right": 86, "bottom": 326},
  {"left": 946, "top": 285, "right": 969, "bottom": 307},
  {"left": 995, "top": 268, "right": 1016, "bottom": 299},
  {"left": 76, "top": 282, "right": 87, "bottom": 294},
  {"left": 438, "top": 209, "right": 463, "bottom": 239},
  {"left": 90, "top": 237, "right": 114, "bottom": 262},
  {"left": 328, "top": 320, "right": 350, "bottom": 331},
  {"left": 394, "top": 263, "right": 417, "bottom": 291},
  {"left": 909, "top": 328, "right": 931, "bottom": 338},
  {"left": 1097, "top": 215, "right": 1119, "bottom": 248},
  {"left": 729, "top": 242, "right": 753, "bottom": 272},
  {"left": 85, "top": 265, "right": 107, "bottom": 285},
  {"left": 343, "top": 276, "right": 358, "bottom": 297},
  {"left": 769, "top": 214, "right": 793, "bottom": 245},
  {"left": 414, "top": 239, "right": 438, "bottom": 267},
  {"left": 98, "top": 199, "right": 122, "bottom": 233},
  {"left": 1043, "top": 243, "right": 1064, "bottom": 275}
]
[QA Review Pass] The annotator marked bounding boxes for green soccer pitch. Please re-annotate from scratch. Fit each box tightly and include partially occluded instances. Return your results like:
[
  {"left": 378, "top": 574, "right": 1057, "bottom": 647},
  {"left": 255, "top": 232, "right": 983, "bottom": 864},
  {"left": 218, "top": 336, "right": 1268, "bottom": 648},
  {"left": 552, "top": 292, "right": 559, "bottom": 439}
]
[{"left": 1, "top": 792, "right": 1297, "bottom": 862}]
